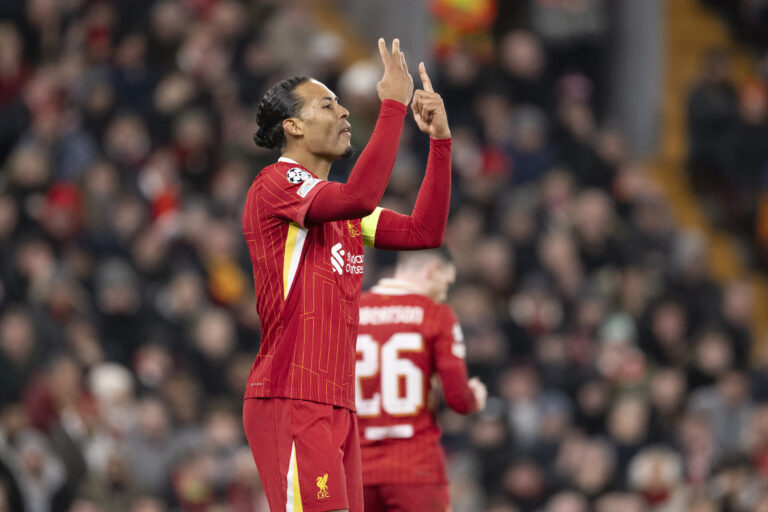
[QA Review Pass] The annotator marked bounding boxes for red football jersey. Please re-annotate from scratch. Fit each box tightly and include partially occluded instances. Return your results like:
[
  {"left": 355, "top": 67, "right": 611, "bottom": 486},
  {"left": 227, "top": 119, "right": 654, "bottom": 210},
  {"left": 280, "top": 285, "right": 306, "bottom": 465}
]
[
  {"left": 355, "top": 279, "right": 477, "bottom": 485},
  {"left": 242, "top": 157, "right": 377, "bottom": 410}
]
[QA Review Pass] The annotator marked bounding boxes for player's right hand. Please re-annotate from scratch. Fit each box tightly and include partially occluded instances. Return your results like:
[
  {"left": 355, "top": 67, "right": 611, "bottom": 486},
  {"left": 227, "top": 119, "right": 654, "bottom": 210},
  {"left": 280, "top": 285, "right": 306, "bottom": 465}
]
[
  {"left": 376, "top": 38, "right": 414, "bottom": 106},
  {"left": 468, "top": 377, "right": 487, "bottom": 412},
  {"left": 411, "top": 62, "right": 451, "bottom": 139}
]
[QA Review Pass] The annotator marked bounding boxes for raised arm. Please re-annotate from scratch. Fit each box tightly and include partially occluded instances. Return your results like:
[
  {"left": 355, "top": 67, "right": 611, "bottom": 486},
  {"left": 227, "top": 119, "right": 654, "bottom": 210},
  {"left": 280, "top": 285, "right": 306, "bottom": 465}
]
[
  {"left": 363, "top": 63, "right": 453, "bottom": 250},
  {"left": 306, "top": 39, "right": 414, "bottom": 225}
]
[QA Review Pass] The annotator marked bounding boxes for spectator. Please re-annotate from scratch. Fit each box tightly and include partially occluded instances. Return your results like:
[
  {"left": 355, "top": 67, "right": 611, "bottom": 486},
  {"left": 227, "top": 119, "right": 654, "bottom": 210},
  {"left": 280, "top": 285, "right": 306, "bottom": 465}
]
[
  {"left": 606, "top": 395, "right": 651, "bottom": 482},
  {"left": 542, "top": 491, "right": 589, "bottom": 512},
  {"left": 123, "top": 396, "right": 185, "bottom": 497},
  {"left": 1, "top": 430, "right": 65, "bottom": 512},
  {"left": 686, "top": 48, "right": 738, "bottom": 206},
  {"left": 627, "top": 446, "right": 687, "bottom": 511},
  {"left": 0, "top": 306, "right": 42, "bottom": 407},
  {"left": 689, "top": 369, "right": 753, "bottom": 454}
]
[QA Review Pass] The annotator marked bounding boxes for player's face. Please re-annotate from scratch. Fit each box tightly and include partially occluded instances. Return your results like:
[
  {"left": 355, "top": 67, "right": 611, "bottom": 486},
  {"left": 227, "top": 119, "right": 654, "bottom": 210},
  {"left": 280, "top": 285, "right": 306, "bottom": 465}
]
[
  {"left": 429, "top": 262, "right": 456, "bottom": 302},
  {"left": 293, "top": 80, "right": 352, "bottom": 159}
]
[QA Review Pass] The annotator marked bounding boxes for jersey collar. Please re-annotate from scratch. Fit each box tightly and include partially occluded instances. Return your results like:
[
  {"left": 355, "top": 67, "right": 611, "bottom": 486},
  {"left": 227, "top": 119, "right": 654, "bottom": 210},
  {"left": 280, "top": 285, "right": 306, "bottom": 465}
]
[{"left": 370, "top": 278, "right": 422, "bottom": 296}]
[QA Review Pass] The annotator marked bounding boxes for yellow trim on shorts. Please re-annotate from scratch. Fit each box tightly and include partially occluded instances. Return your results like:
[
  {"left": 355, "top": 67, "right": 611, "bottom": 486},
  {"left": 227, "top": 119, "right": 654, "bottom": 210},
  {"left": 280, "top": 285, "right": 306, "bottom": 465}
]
[{"left": 286, "top": 441, "right": 303, "bottom": 511}]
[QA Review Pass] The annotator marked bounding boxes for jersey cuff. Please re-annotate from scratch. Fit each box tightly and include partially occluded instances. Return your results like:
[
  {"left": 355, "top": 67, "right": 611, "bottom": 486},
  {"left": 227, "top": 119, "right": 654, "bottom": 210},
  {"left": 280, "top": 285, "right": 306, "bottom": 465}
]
[
  {"left": 361, "top": 207, "right": 384, "bottom": 247},
  {"left": 380, "top": 99, "right": 408, "bottom": 115}
]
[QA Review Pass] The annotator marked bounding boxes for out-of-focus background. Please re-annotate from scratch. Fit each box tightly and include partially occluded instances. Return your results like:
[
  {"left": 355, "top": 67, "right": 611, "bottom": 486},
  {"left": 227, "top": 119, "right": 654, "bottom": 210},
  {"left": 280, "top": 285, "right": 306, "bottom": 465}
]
[{"left": 0, "top": 0, "right": 768, "bottom": 511}]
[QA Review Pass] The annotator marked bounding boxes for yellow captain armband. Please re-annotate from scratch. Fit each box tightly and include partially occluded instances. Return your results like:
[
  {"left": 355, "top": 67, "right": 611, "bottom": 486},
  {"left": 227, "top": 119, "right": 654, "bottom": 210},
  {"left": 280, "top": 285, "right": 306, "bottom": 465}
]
[{"left": 361, "top": 207, "right": 383, "bottom": 247}]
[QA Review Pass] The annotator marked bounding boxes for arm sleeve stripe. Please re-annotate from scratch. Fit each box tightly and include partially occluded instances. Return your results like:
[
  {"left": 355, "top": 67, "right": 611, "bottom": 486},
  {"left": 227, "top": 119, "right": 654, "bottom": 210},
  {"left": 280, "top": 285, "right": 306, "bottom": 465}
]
[
  {"left": 361, "top": 207, "right": 383, "bottom": 247},
  {"left": 283, "top": 222, "right": 307, "bottom": 299}
]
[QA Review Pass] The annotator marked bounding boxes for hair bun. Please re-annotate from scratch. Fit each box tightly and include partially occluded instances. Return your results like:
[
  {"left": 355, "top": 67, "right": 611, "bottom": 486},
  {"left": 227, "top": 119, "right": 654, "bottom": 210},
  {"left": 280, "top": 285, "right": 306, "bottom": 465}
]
[{"left": 253, "top": 127, "right": 275, "bottom": 150}]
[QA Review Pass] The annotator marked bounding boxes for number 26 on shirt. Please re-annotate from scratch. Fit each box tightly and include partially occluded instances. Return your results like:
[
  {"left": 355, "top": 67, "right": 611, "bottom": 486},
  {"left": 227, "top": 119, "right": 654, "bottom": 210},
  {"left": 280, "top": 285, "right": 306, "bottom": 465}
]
[{"left": 355, "top": 333, "right": 425, "bottom": 417}]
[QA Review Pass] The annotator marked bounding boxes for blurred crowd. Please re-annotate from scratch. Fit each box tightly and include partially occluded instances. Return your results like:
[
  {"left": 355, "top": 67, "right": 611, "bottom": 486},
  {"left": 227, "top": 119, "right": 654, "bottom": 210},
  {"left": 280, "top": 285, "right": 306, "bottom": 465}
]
[
  {"left": 700, "top": 0, "right": 768, "bottom": 51},
  {"left": 0, "top": 0, "right": 767, "bottom": 511},
  {"left": 688, "top": 1, "right": 768, "bottom": 264}
]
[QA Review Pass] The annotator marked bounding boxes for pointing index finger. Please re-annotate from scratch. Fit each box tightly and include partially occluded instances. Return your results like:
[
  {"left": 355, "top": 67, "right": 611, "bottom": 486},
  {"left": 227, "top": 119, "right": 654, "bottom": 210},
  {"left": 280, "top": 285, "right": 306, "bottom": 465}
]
[
  {"left": 378, "top": 38, "right": 391, "bottom": 69},
  {"left": 418, "top": 62, "right": 433, "bottom": 93}
]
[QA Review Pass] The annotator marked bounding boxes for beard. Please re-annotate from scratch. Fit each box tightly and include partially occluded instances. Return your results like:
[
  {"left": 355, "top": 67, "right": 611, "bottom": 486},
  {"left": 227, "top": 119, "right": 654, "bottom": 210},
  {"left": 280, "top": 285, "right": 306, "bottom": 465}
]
[{"left": 341, "top": 145, "right": 357, "bottom": 160}]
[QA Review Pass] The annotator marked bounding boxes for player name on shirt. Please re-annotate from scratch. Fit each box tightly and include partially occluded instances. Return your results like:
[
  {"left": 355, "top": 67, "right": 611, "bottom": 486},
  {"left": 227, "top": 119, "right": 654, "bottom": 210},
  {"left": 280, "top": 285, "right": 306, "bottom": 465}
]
[{"left": 359, "top": 306, "right": 424, "bottom": 325}]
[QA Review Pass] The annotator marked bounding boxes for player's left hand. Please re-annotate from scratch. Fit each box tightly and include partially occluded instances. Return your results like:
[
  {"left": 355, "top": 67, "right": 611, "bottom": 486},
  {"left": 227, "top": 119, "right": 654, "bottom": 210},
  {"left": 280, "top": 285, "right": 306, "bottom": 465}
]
[
  {"left": 468, "top": 377, "right": 487, "bottom": 412},
  {"left": 411, "top": 62, "right": 451, "bottom": 139}
]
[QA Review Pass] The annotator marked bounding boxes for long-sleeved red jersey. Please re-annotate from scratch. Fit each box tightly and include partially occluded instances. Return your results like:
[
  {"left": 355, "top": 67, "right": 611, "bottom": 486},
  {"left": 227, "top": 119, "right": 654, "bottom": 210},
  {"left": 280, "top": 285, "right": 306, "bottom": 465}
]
[
  {"left": 242, "top": 99, "right": 452, "bottom": 410},
  {"left": 355, "top": 278, "right": 477, "bottom": 485}
]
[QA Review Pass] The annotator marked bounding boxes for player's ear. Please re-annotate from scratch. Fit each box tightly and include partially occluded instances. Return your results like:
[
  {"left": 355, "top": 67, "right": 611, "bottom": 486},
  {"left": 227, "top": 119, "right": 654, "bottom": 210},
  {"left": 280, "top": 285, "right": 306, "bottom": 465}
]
[
  {"left": 423, "top": 260, "right": 440, "bottom": 281},
  {"left": 283, "top": 117, "right": 304, "bottom": 138}
]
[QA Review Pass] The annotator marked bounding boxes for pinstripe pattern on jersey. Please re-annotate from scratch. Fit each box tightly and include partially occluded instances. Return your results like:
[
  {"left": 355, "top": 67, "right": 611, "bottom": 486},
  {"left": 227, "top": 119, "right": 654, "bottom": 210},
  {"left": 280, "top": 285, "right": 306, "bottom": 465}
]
[{"left": 243, "top": 162, "right": 365, "bottom": 410}]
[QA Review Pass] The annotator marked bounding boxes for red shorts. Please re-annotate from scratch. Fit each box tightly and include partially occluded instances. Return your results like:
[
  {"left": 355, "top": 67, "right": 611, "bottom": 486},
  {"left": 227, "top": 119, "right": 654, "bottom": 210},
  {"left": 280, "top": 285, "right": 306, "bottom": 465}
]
[
  {"left": 243, "top": 397, "right": 363, "bottom": 512},
  {"left": 363, "top": 483, "right": 451, "bottom": 512}
]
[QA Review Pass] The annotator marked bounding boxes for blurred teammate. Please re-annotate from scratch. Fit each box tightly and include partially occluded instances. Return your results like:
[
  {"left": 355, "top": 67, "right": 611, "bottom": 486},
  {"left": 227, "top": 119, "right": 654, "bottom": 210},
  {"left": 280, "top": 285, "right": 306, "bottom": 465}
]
[
  {"left": 356, "top": 248, "right": 487, "bottom": 512},
  {"left": 242, "top": 38, "right": 453, "bottom": 512}
]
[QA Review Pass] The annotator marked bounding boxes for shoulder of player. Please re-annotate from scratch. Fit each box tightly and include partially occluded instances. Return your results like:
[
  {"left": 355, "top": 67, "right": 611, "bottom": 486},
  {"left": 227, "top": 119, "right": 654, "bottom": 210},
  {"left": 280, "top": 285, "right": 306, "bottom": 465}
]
[
  {"left": 257, "top": 161, "right": 285, "bottom": 174},
  {"left": 421, "top": 296, "right": 450, "bottom": 314},
  {"left": 425, "top": 301, "right": 458, "bottom": 329},
  {"left": 250, "top": 162, "right": 276, "bottom": 188},
  {"left": 255, "top": 161, "right": 288, "bottom": 182}
]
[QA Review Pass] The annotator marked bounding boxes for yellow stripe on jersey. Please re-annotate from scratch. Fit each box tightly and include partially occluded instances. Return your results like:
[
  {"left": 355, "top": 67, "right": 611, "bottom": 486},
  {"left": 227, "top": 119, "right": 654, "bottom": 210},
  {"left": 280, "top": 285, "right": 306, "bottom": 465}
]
[
  {"left": 361, "top": 207, "right": 383, "bottom": 247},
  {"left": 286, "top": 442, "right": 303, "bottom": 511},
  {"left": 283, "top": 223, "right": 307, "bottom": 300}
]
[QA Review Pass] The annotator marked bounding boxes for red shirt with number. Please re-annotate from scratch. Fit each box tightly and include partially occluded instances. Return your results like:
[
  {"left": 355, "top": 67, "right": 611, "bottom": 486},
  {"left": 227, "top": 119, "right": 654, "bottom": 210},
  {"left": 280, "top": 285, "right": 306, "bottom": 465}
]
[{"left": 355, "top": 278, "right": 477, "bottom": 485}]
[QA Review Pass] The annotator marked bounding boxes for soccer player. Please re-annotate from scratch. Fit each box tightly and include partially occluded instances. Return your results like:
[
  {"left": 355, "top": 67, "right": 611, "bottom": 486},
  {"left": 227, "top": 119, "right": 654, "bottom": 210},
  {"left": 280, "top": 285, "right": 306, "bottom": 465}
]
[
  {"left": 356, "top": 248, "right": 487, "bottom": 512},
  {"left": 241, "top": 38, "right": 453, "bottom": 512}
]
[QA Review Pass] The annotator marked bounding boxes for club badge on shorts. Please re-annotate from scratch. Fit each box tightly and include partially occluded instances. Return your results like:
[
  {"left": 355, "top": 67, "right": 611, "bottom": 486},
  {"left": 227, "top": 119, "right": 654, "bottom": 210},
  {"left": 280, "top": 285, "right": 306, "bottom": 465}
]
[{"left": 316, "top": 473, "right": 330, "bottom": 499}]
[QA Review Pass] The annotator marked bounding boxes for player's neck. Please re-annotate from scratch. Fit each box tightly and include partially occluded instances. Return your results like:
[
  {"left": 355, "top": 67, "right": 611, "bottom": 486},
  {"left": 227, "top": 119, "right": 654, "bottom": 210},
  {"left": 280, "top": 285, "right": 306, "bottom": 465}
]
[
  {"left": 280, "top": 149, "right": 332, "bottom": 180},
  {"left": 387, "top": 275, "right": 429, "bottom": 296}
]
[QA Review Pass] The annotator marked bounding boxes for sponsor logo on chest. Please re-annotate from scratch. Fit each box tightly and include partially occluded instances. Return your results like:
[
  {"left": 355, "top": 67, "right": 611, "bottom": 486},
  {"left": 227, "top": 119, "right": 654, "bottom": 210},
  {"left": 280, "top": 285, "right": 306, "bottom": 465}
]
[{"left": 330, "top": 242, "right": 363, "bottom": 275}]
